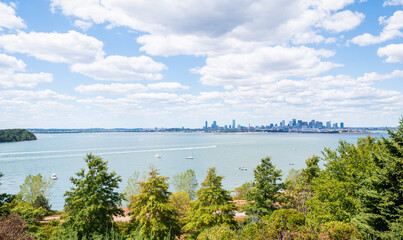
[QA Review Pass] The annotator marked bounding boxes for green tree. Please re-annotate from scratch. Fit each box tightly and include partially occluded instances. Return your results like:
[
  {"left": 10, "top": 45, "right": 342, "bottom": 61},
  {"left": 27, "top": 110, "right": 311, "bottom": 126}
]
[
  {"left": 233, "top": 182, "right": 253, "bottom": 200},
  {"left": 184, "top": 167, "right": 236, "bottom": 238},
  {"left": 354, "top": 120, "right": 403, "bottom": 239},
  {"left": 302, "top": 155, "right": 320, "bottom": 184},
  {"left": 169, "top": 191, "right": 191, "bottom": 225},
  {"left": 171, "top": 169, "right": 198, "bottom": 200},
  {"left": 61, "top": 153, "right": 124, "bottom": 239},
  {"left": 19, "top": 174, "right": 54, "bottom": 206},
  {"left": 306, "top": 136, "right": 378, "bottom": 227},
  {"left": 123, "top": 171, "right": 146, "bottom": 207},
  {"left": 130, "top": 167, "right": 180, "bottom": 240},
  {"left": 283, "top": 168, "right": 310, "bottom": 214},
  {"left": 245, "top": 157, "right": 283, "bottom": 218},
  {"left": 0, "top": 173, "right": 16, "bottom": 216}
]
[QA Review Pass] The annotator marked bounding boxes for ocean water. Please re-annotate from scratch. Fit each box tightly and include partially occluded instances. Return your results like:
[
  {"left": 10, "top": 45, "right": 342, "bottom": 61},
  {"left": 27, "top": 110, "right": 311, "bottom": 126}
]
[{"left": 0, "top": 132, "right": 381, "bottom": 210}]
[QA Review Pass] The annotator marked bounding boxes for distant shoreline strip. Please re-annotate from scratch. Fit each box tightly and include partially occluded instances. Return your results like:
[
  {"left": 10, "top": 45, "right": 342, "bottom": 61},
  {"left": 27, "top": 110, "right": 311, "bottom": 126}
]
[{"left": 0, "top": 145, "right": 217, "bottom": 161}]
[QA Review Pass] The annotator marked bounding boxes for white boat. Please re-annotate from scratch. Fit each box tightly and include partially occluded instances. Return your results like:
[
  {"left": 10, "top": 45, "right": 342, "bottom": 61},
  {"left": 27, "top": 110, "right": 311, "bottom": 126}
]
[
  {"left": 154, "top": 153, "right": 162, "bottom": 158},
  {"left": 185, "top": 155, "right": 194, "bottom": 159},
  {"left": 51, "top": 173, "right": 57, "bottom": 180},
  {"left": 239, "top": 167, "right": 248, "bottom": 171}
]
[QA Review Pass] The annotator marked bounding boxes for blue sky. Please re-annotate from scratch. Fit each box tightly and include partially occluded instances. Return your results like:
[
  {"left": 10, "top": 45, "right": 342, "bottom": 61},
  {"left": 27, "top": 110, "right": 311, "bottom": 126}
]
[{"left": 0, "top": 0, "right": 402, "bottom": 128}]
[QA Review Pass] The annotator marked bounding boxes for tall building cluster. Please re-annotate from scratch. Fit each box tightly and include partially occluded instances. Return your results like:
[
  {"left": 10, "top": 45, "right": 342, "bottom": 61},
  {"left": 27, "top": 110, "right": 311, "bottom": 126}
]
[{"left": 203, "top": 119, "right": 345, "bottom": 131}]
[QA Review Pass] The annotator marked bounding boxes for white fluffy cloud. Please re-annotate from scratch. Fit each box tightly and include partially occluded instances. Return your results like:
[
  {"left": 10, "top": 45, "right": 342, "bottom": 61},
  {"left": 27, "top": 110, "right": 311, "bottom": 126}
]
[
  {"left": 147, "top": 82, "right": 189, "bottom": 91},
  {"left": 51, "top": 0, "right": 363, "bottom": 56},
  {"left": 71, "top": 55, "right": 166, "bottom": 81},
  {"left": 75, "top": 82, "right": 189, "bottom": 95},
  {"left": 73, "top": 20, "right": 93, "bottom": 31},
  {"left": 351, "top": 11, "right": 403, "bottom": 46},
  {"left": 0, "top": 53, "right": 53, "bottom": 88},
  {"left": 195, "top": 46, "right": 341, "bottom": 86},
  {"left": 378, "top": 44, "right": 403, "bottom": 62},
  {"left": 75, "top": 83, "right": 147, "bottom": 94},
  {"left": 0, "top": 2, "right": 26, "bottom": 31},
  {"left": 0, "top": 31, "right": 104, "bottom": 63},
  {"left": 319, "top": 10, "right": 364, "bottom": 32},
  {"left": 0, "top": 72, "right": 53, "bottom": 88},
  {"left": 0, "top": 89, "right": 74, "bottom": 102},
  {"left": 0, "top": 53, "right": 25, "bottom": 72},
  {"left": 384, "top": 0, "right": 403, "bottom": 6}
]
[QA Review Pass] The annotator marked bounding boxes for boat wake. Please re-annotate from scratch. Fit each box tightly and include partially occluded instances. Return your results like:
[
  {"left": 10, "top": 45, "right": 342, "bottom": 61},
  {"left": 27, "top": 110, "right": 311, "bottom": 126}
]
[{"left": 0, "top": 145, "right": 217, "bottom": 161}]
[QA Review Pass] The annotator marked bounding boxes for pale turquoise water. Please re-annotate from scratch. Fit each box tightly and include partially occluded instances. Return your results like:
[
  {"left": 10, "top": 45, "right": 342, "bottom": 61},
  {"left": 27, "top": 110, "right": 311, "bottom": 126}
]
[{"left": 0, "top": 132, "right": 381, "bottom": 210}]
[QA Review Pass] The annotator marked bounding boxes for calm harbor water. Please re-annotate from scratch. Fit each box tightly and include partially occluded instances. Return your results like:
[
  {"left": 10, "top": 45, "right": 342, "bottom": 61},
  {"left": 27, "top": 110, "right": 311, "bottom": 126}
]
[{"left": 0, "top": 132, "right": 381, "bottom": 210}]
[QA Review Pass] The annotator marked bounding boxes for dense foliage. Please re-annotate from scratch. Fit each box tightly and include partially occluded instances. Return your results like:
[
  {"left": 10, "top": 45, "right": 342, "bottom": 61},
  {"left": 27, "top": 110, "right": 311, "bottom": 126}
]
[
  {"left": 184, "top": 167, "right": 236, "bottom": 238},
  {"left": 61, "top": 153, "right": 124, "bottom": 239},
  {"left": 0, "top": 120, "right": 402, "bottom": 239},
  {"left": 171, "top": 169, "right": 198, "bottom": 200},
  {"left": 0, "top": 129, "right": 36, "bottom": 143},
  {"left": 130, "top": 167, "right": 180, "bottom": 240},
  {"left": 244, "top": 157, "right": 283, "bottom": 218},
  {"left": 20, "top": 174, "right": 54, "bottom": 209}
]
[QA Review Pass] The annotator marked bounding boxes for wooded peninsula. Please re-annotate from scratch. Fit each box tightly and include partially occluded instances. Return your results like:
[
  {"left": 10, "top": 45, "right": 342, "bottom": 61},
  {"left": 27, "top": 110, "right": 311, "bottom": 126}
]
[{"left": 0, "top": 129, "right": 37, "bottom": 143}]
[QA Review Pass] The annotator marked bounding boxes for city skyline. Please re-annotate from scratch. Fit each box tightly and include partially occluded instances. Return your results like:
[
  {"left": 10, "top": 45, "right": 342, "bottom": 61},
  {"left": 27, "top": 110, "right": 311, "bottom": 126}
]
[
  {"left": 0, "top": 1, "right": 402, "bottom": 128},
  {"left": 203, "top": 118, "right": 346, "bottom": 131}
]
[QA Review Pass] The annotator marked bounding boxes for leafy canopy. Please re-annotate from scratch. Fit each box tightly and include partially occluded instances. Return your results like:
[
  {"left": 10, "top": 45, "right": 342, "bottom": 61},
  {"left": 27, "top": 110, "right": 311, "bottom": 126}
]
[
  {"left": 61, "top": 153, "right": 124, "bottom": 239},
  {"left": 184, "top": 167, "right": 236, "bottom": 238},
  {"left": 245, "top": 157, "right": 283, "bottom": 218},
  {"left": 130, "top": 167, "right": 180, "bottom": 240},
  {"left": 19, "top": 174, "right": 54, "bottom": 206},
  {"left": 171, "top": 169, "right": 198, "bottom": 200},
  {"left": 354, "top": 119, "right": 403, "bottom": 239}
]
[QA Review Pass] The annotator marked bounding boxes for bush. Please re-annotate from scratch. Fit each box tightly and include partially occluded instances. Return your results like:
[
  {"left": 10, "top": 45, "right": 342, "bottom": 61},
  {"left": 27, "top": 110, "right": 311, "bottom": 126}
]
[
  {"left": 198, "top": 224, "right": 237, "bottom": 240},
  {"left": 0, "top": 213, "right": 34, "bottom": 240},
  {"left": 319, "top": 221, "right": 362, "bottom": 240}
]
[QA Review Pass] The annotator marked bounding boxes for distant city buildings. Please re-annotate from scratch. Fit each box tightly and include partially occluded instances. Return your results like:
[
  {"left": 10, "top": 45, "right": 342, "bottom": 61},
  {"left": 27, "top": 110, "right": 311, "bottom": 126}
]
[{"left": 203, "top": 118, "right": 346, "bottom": 132}]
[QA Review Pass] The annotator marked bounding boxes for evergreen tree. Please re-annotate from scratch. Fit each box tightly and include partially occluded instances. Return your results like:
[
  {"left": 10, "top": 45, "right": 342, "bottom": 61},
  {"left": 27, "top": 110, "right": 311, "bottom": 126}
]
[
  {"left": 130, "top": 167, "right": 180, "bottom": 240},
  {"left": 184, "top": 167, "right": 236, "bottom": 238},
  {"left": 354, "top": 120, "right": 403, "bottom": 239},
  {"left": 61, "top": 153, "right": 124, "bottom": 239},
  {"left": 245, "top": 157, "right": 282, "bottom": 218}
]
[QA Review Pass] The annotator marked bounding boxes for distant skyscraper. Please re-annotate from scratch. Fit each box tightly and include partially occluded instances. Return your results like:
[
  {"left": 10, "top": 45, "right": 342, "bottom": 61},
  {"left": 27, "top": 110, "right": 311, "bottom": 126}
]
[
  {"left": 292, "top": 119, "right": 296, "bottom": 126},
  {"left": 326, "top": 121, "right": 331, "bottom": 128},
  {"left": 340, "top": 122, "right": 344, "bottom": 128},
  {"left": 212, "top": 121, "right": 217, "bottom": 129},
  {"left": 232, "top": 119, "right": 235, "bottom": 129},
  {"left": 281, "top": 120, "right": 285, "bottom": 128},
  {"left": 309, "top": 120, "right": 315, "bottom": 128},
  {"left": 205, "top": 121, "right": 208, "bottom": 129},
  {"left": 333, "top": 123, "right": 338, "bottom": 128}
]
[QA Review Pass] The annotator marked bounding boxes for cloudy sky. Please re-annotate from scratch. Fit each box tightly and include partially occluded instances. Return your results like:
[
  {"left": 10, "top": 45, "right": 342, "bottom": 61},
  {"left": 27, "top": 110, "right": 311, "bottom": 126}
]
[{"left": 0, "top": 0, "right": 402, "bottom": 128}]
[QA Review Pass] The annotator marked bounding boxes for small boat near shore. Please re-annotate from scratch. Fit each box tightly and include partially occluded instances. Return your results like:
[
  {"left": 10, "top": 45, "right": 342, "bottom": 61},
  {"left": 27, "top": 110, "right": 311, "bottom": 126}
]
[
  {"left": 185, "top": 155, "right": 194, "bottom": 159},
  {"left": 154, "top": 153, "right": 162, "bottom": 158},
  {"left": 51, "top": 173, "right": 57, "bottom": 180},
  {"left": 239, "top": 167, "right": 248, "bottom": 171}
]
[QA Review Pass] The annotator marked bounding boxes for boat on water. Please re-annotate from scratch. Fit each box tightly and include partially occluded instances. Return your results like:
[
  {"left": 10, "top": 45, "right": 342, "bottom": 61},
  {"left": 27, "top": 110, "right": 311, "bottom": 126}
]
[
  {"left": 154, "top": 153, "right": 162, "bottom": 158},
  {"left": 185, "top": 155, "right": 194, "bottom": 159},
  {"left": 51, "top": 173, "right": 57, "bottom": 180},
  {"left": 239, "top": 167, "right": 248, "bottom": 171},
  {"left": 289, "top": 163, "right": 295, "bottom": 165}
]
